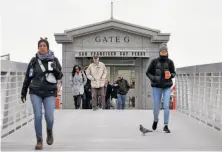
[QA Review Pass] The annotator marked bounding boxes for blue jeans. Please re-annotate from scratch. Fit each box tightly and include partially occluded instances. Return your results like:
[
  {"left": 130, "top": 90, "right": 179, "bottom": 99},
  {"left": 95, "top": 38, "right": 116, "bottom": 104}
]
[
  {"left": 30, "top": 94, "right": 56, "bottom": 137},
  {"left": 117, "top": 94, "right": 126, "bottom": 110},
  {"left": 152, "top": 87, "right": 171, "bottom": 125}
]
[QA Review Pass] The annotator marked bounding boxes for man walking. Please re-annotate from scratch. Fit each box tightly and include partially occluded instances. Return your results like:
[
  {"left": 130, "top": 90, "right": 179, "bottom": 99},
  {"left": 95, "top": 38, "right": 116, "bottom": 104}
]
[
  {"left": 115, "top": 75, "right": 130, "bottom": 110},
  {"left": 146, "top": 43, "right": 176, "bottom": 133},
  {"left": 86, "top": 56, "right": 107, "bottom": 110}
]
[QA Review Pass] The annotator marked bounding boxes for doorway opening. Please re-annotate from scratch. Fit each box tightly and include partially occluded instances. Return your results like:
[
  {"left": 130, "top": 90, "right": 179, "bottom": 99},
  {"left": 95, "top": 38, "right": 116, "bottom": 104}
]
[{"left": 81, "top": 57, "right": 138, "bottom": 109}]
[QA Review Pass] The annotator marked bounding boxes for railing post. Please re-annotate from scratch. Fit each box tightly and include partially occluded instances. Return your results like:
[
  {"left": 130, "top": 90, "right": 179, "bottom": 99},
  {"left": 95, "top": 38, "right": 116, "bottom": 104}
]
[
  {"left": 197, "top": 73, "right": 200, "bottom": 116},
  {"left": 219, "top": 73, "right": 222, "bottom": 127},
  {"left": 179, "top": 74, "right": 183, "bottom": 111},
  {"left": 215, "top": 72, "right": 220, "bottom": 129},
  {"left": 181, "top": 74, "right": 184, "bottom": 112},
  {"left": 192, "top": 73, "right": 195, "bottom": 115},
  {"left": 211, "top": 73, "right": 215, "bottom": 124},
  {"left": 184, "top": 74, "right": 187, "bottom": 112},
  {"left": 202, "top": 72, "right": 207, "bottom": 120},
  {"left": 208, "top": 73, "right": 213, "bottom": 124},
  {"left": 12, "top": 72, "right": 16, "bottom": 132}
]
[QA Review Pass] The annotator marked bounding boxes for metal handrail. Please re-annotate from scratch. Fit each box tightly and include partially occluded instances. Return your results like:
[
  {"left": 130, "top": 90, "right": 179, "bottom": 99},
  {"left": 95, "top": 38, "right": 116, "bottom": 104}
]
[
  {"left": 176, "top": 72, "right": 222, "bottom": 131},
  {"left": 0, "top": 54, "right": 10, "bottom": 60},
  {"left": 1, "top": 72, "right": 34, "bottom": 138}
]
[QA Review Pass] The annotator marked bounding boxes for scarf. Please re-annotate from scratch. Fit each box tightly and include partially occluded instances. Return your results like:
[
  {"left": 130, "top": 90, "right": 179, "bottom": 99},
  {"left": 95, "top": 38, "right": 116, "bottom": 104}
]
[{"left": 37, "top": 50, "right": 54, "bottom": 61}]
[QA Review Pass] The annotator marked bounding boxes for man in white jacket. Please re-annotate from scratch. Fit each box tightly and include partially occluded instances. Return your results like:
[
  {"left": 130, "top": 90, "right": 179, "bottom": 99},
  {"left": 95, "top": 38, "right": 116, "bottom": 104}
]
[{"left": 86, "top": 56, "right": 107, "bottom": 110}]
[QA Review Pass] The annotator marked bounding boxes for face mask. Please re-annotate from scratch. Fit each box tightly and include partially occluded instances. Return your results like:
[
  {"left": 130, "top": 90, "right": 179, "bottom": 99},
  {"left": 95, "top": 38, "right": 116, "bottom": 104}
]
[{"left": 159, "top": 50, "right": 168, "bottom": 60}]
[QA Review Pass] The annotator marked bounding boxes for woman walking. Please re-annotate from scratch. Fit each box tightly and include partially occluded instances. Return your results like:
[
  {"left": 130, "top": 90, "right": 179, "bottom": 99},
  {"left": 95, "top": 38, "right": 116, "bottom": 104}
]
[
  {"left": 70, "top": 65, "right": 87, "bottom": 109},
  {"left": 21, "top": 37, "right": 63, "bottom": 150}
]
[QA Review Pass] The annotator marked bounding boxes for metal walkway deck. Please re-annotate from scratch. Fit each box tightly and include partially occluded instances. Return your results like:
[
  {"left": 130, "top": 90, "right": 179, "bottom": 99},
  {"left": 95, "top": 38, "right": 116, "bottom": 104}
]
[{"left": 1, "top": 110, "right": 222, "bottom": 151}]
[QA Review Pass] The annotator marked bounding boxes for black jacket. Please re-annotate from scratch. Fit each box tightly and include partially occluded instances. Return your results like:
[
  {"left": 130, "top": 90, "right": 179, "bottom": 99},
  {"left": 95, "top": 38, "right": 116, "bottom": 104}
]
[
  {"left": 111, "top": 85, "right": 118, "bottom": 99},
  {"left": 83, "top": 71, "right": 91, "bottom": 91},
  {"left": 105, "top": 84, "right": 112, "bottom": 101},
  {"left": 116, "top": 79, "right": 130, "bottom": 95},
  {"left": 21, "top": 55, "right": 63, "bottom": 98},
  {"left": 146, "top": 57, "right": 176, "bottom": 88},
  {"left": 83, "top": 71, "right": 92, "bottom": 99}
]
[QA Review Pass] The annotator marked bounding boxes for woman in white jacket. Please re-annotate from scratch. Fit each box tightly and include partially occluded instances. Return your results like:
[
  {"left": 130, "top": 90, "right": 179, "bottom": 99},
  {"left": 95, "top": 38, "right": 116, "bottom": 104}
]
[{"left": 70, "top": 65, "right": 87, "bottom": 109}]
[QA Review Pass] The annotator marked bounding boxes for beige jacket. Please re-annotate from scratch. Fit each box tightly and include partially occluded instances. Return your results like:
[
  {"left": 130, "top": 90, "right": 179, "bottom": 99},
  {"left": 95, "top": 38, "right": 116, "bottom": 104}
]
[{"left": 86, "top": 62, "right": 107, "bottom": 88}]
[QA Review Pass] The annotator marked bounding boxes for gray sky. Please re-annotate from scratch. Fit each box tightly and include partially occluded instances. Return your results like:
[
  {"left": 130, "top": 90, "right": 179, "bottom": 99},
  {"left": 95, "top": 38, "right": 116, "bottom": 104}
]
[{"left": 1, "top": 0, "right": 222, "bottom": 67}]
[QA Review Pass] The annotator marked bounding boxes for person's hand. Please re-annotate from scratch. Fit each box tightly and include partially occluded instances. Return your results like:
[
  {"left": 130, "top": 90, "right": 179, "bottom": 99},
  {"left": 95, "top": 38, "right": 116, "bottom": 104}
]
[
  {"left": 168, "top": 73, "right": 171, "bottom": 79},
  {"left": 21, "top": 95, "right": 26, "bottom": 103},
  {"left": 51, "top": 62, "right": 56, "bottom": 69},
  {"left": 165, "top": 71, "right": 171, "bottom": 79}
]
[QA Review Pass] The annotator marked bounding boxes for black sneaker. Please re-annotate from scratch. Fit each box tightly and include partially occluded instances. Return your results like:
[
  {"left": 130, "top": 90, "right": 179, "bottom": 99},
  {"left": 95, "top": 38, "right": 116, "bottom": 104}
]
[
  {"left": 46, "top": 129, "right": 54, "bottom": 145},
  {"left": 163, "top": 125, "right": 171, "bottom": 133},
  {"left": 152, "top": 121, "right": 158, "bottom": 130}
]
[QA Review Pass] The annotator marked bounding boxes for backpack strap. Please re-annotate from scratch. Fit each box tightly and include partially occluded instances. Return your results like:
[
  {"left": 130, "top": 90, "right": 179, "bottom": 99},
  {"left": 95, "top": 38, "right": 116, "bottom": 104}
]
[{"left": 30, "top": 57, "right": 36, "bottom": 67}]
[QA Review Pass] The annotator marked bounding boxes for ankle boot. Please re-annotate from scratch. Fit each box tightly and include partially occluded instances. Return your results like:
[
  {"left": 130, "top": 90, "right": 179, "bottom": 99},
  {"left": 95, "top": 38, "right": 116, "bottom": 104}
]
[
  {"left": 46, "top": 129, "right": 54, "bottom": 145},
  {"left": 35, "top": 136, "right": 43, "bottom": 150}
]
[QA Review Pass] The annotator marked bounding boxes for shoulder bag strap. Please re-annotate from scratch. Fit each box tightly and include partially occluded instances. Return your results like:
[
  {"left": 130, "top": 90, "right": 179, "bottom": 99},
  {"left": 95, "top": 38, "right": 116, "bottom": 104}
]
[{"left": 37, "top": 59, "right": 46, "bottom": 73}]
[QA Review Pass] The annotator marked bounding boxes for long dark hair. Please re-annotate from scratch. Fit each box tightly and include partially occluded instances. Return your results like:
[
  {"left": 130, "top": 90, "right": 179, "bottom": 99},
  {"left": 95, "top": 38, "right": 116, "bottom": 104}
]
[{"left": 72, "top": 65, "right": 81, "bottom": 77}]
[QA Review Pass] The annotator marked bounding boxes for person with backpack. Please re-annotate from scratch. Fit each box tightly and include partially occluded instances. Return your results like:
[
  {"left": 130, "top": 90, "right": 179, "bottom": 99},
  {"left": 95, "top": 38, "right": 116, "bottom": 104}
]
[
  {"left": 115, "top": 75, "right": 130, "bottom": 110},
  {"left": 70, "top": 65, "right": 87, "bottom": 109},
  {"left": 21, "top": 37, "right": 63, "bottom": 150},
  {"left": 146, "top": 43, "right": 176, "bottom": 133}
]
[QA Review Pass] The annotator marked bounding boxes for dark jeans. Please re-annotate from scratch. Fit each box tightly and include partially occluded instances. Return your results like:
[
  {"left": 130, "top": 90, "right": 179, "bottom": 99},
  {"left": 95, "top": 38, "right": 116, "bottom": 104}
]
[
  {"left": 105, "top": 98, "right": 111, "bottom": 109},
  {"left": 91, "top": 87, "right": 105, "bottom": 108},
  {"left": 82, "top": 90, "right": 92, "bottom": 109},
  {"left": 73, "top": 95, "right": 83, "bottom": 109}
]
